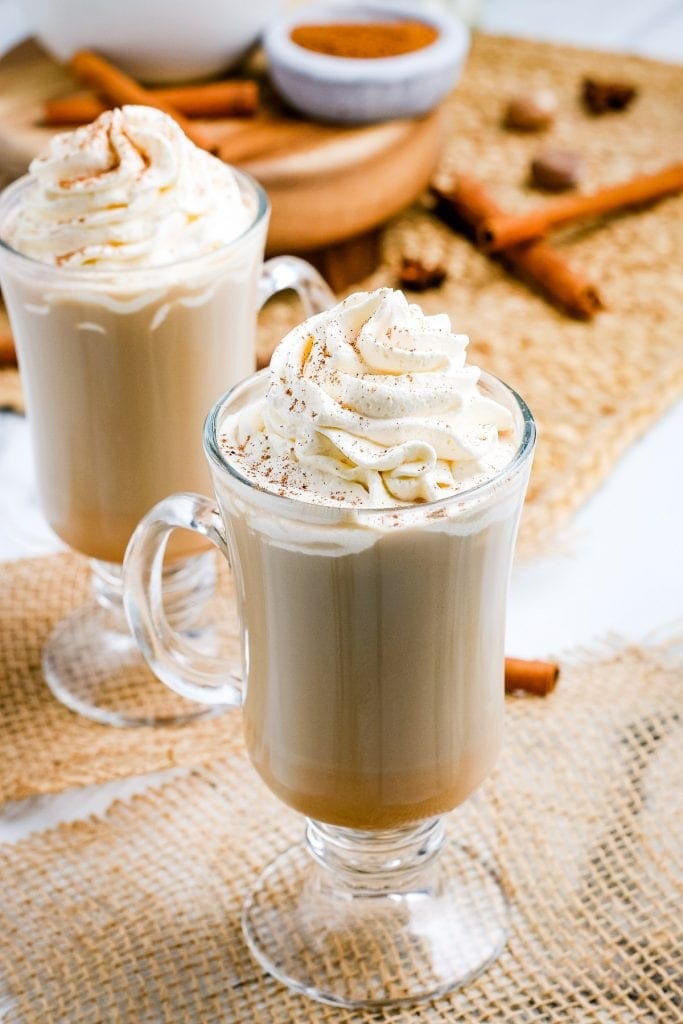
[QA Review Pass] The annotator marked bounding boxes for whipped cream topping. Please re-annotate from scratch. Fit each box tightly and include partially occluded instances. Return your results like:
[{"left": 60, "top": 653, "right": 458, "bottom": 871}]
[
  {"left": 220, "top": 289, "right": 517, "bottom": 508},
  {"left": 3, "top": 106, "right": 253, "bottom": 268}
]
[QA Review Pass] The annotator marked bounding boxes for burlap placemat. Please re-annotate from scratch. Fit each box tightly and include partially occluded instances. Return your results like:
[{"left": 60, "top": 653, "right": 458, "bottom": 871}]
[
  {"left": 0, "top": 644, "right": 680, "bottom": 1022},
  {"left": 0, "top": 552, "right": 244, "bottom": 804}
]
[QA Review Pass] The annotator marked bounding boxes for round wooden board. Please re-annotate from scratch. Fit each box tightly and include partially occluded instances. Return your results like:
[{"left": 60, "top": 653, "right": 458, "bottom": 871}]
[{"left": 0, "top": 40, "right": 445, "bottom": 254}]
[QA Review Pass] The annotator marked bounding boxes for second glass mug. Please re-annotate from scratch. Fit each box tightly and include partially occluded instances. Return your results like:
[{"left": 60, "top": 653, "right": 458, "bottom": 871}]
[
  {"left": 0, "top": 168, "right": 334, "bottom": 726},
  {"left": 124, "top": 368, "right": 536, "bottom": 1008}
]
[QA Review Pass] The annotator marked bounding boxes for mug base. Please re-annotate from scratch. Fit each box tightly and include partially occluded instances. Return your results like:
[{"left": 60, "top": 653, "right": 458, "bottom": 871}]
[
  {"left": 242, "top": 817, "right": 509, "bottom": 1009},
  {"left": 42, "top": 600, "right": 226, "bottom": 728}
]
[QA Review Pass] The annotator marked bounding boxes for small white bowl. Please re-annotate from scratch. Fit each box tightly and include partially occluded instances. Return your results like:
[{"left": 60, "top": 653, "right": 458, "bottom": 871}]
[
  {"left": 18, "top": 0, "right": 283, "bottom": 82},
  {"left": 264, "top": 2, "right": 469, "bottom": 124}
]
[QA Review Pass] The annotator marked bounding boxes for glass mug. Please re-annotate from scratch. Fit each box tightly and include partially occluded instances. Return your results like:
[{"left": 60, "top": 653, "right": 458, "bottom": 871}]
[
  {"left": 0, "top": 169, "right": 334, "bottom": 726},
  {"left": 123, "top": 368, "right": 536, "bottom": 1007}
]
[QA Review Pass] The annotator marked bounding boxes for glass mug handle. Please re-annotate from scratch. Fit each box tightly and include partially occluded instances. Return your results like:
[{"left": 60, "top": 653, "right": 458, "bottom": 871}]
[
  {"left": 257, "top": 255, "right": 336, "bottom": 319},
  {"left": 124, "top": 255, "right": 335, "bottom": 707},
  {"left": 124, "top": 492, "right": 242, "bottom": 707}
]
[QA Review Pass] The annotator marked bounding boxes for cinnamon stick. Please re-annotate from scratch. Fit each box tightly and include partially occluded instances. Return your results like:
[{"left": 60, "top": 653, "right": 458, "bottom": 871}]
[
  {"left": 505, "top": 658, "right": 559, "bottom": 696},
  {"left": 431, "top": 175, "right": 603, "bottom": 319},
  {"left": 0, "top": 332, "right": 17, "bottom": 367},
  {"left": 44, "top": 80, "right": 259, "bottom": 125},
  {"left": 216, "top": 118, "right": 340, "bottom": 165},
  {"left": 479, "top": 162, "right": 683, "bottom": 252},
  {"left": 68, "top": 50, "right": 214, "bottom": 152}
]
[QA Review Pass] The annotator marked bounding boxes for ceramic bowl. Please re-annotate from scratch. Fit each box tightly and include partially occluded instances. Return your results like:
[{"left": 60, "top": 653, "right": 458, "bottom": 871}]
[
  {"left": 18, "top": 0, "right": 283, "bottom": 82},
  {"left": 263, "top": 1, "right": 469, "bottom": 124}
]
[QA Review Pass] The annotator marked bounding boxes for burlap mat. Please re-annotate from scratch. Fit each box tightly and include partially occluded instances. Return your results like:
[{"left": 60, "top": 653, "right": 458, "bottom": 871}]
[
  {"left": 0, "top": 643, "right": 680, "bottom": 1022},
  {"left": 0, "top": 552, "right": 244, "bottom": 804}
]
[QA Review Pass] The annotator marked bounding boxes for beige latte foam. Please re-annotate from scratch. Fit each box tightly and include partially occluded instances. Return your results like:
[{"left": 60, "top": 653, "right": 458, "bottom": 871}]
[
  {"left": 213, "top": 290, "right": 531, "bottom": 830},
  {"left": 0, "top": 105, "right": 265, "bottom": 564}
]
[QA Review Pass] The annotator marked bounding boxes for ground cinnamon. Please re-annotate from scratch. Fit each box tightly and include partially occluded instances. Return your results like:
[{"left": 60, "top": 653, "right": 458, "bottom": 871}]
[
  {"left": 290, "top": 21, "right": 439, "bottom": 59},
  {"left": 431, "top": 175, "right": 604, "bottom": 320}
]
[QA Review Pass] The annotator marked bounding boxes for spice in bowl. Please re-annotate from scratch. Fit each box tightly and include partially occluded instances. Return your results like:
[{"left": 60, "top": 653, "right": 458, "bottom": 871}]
[
  {"left": 289, "top": 21, "right": 439, "bottom": 59},
  {"left": 263, "top": 3, "right": 469, "bottom": 124}
]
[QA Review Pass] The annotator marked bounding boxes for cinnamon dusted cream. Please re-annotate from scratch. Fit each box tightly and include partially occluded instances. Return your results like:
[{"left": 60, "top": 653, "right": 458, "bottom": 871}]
[
  {"left": 220, "top": 288, "right": 516, "bottom": 507},
  {"left": 2, "top": 105, "right": 253, "bottom": 268}
]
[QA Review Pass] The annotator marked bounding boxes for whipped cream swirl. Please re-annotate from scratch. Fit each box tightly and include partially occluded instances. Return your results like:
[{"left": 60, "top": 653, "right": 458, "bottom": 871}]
[
  {"left": 221, "top": 289, "right": 517, "bottom": 507},
  {"left": 3, "top": 106, "right": 253, "bottom": 268}
]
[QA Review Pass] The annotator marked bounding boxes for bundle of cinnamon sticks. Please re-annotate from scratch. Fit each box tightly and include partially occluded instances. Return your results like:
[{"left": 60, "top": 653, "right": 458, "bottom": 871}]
[
  {"left": 47, "top": 51, "right": 259, "bottom": 137},
  {"left": 44, "top": 50, "right": 348, "bottom": 169},
  {"left": 44, "top": 80, "right": 260, "bottom": 125}
]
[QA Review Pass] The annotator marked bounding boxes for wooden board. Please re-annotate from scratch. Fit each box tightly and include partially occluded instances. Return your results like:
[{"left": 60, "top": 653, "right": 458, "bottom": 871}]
[{"left": 0, "top": 40, "right": 445, "bottom": 254}]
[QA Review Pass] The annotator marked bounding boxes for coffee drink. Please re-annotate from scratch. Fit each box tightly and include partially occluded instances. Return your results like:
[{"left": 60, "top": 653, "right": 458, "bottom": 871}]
[
  {"left": 0, "top": 105, "right": 266, "bottom": 563},
  {"left": 226, "top": 505, "right": 519, "bottom": 829},
  {"left": 122, "top": 286, "right": 534, "bottom": 1003},
  {"left": 215, "top": 289, "right": 530, "bottom": 829}
]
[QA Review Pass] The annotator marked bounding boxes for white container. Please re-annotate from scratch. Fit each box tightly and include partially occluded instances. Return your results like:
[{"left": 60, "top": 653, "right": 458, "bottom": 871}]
[
  {"left": 1, "top": 0, "right": 283, "bottom": 82},
  {"left": 264, "top": 1, "right": 469, "bottom": 124}
]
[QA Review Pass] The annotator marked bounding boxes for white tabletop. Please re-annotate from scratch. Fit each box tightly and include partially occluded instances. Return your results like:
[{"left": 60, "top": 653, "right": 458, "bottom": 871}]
[{"left": 1, "top": 1, "right": 682, "bottom": 845}]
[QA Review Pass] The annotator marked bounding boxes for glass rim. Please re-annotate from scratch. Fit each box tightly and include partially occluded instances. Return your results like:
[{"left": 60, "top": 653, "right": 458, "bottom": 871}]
[
  {"left": 0, "top": 166, "right": 270, "bottom": 279},
  {"left": 203, "top": 366, "right": 536, "bottom": 522}
]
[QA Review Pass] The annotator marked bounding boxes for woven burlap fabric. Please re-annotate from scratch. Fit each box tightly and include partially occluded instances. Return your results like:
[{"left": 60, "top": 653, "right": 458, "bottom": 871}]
[
  {"left": 0, "top": 552, "right": 244, "bottom": 803},
  {"left": 0, "top": 645, "right": 680, "bottom": 1022}
]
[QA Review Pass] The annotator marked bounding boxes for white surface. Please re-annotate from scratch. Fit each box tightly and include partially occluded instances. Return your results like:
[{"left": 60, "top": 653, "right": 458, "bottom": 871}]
[
  {"left": 508, "top": 398, "right": 683, "bottom": 658},
  {"left": 0, "top": 0, "right": 28, "bottom": 59},
  {"left": 0, "top": 1, "right": 682, "bottom": 845},
  {"left": 481, "top": 0, "right": 683, "bottom": 62}
]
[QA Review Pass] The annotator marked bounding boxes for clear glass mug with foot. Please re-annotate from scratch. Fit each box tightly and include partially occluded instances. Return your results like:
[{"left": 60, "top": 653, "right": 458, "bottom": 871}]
[
  {"left": 0, "top": 170, "right": 334, "bottom": 726},
  {"left": 123, "top": 368, "right": 535, "bottom": 1007}
]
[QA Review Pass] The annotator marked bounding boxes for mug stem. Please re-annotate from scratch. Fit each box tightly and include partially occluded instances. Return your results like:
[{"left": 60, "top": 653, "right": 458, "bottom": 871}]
[
  {"left": 42, "top": 552, "right": 222, "bottom": 727},
  {"left": 306, "top": 816, "right": 446, "bottom": 894},
  {"left": 90, "top": 552, "right": 216, "bottom": 630}
]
